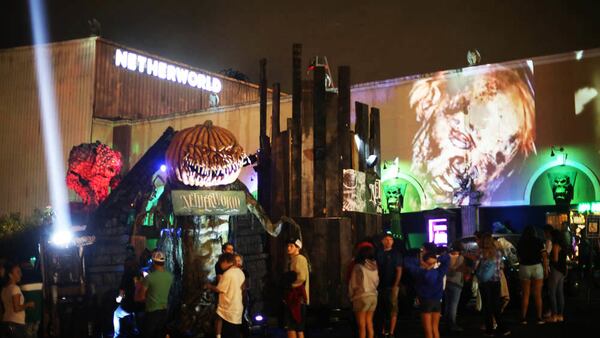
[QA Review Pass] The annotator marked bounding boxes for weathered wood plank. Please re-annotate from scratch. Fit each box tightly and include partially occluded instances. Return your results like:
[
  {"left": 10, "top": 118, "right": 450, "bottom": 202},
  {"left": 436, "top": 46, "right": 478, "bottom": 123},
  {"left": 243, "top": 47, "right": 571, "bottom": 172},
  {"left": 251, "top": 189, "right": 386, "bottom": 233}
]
[{"left": 313, "top": 66, "right": 326, "bottom": 217}]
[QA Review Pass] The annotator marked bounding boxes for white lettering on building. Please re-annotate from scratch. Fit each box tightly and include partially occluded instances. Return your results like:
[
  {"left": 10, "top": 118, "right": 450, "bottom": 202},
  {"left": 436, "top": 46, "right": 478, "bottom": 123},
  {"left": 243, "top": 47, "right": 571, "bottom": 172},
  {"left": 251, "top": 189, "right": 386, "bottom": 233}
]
[{"left": 114, "top": 48, "right": 223, "bottom": 94}]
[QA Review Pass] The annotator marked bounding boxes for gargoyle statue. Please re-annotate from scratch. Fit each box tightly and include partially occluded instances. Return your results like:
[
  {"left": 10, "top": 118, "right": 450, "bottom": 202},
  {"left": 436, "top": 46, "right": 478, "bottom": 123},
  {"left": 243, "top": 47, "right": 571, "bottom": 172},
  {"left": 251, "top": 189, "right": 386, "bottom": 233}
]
[{"left": 548, "top": 172, "right": 576, "bottom": 205}]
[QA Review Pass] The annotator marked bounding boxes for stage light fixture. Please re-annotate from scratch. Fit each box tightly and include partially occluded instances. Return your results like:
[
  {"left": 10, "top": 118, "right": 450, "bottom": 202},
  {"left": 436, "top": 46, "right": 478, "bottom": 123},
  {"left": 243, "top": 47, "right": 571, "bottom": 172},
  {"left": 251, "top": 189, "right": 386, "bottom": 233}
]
[
  {"left": 50, "top": 229, "right": 73, "bottom": 247},
  {"left": 366, "top": 154, "right": 378, "bottom": 168}
]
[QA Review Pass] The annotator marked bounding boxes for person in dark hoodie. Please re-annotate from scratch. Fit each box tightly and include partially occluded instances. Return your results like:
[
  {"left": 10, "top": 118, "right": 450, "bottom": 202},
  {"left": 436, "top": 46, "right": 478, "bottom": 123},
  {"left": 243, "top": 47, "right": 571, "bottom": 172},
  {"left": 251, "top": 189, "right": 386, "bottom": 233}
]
[
  {"left": 349, "top": 242, "right": 379, "bottom": 338},
  {"left": 404, "top": 247, "right": 449, "bottom": 338}
]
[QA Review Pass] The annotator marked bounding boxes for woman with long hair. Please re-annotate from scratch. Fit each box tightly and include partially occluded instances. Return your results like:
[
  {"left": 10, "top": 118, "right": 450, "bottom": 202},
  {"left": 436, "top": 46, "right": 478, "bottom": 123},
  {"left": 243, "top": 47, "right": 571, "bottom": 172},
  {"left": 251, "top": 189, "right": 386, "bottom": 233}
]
[
  {"left": 546, "top": 229, "right": 567, "bottom": 322},
  {"left": 1, "top": 262, "right": 35, "bottom": 338},
  {"left": 517, "top": 225, "right": 547, "bottom": 325},
  {"left": 476, "top": 233, "right": 511, "bottom": 336},
  {"left": 348, "top": 242, "right": 379, "bottom": 338}
]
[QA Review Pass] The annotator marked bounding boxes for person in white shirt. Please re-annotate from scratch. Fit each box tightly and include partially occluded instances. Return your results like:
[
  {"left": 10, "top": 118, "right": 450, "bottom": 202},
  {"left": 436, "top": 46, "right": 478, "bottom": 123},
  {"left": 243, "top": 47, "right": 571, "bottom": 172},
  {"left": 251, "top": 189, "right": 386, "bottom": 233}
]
[
  {"left": 1, "top": 262, "right": 35, "bottom": 338},
  {"left": 205, "top": 252, "right": 245, "bottom": 338},
  {"left": 349, "top": 242, "right": 379, "bottom": 338}
]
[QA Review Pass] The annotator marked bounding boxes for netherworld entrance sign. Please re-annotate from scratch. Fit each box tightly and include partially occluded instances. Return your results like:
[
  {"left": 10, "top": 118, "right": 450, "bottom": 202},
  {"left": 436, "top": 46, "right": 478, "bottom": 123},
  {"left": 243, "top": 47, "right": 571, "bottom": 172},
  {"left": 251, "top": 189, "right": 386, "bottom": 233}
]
[
  {"left": 171, "top": 190, "right": 247, "bottom": 216},
  {"left": 114, "top": 49, "right": 223, "bottom": 93}
]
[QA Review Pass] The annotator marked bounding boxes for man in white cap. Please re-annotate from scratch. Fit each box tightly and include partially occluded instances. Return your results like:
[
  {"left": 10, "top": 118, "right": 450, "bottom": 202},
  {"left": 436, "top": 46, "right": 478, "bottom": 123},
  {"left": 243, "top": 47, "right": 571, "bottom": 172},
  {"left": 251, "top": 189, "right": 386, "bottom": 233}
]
[
  {"left": 284, "top": 238, "right": 310, "bottom": 338},
  {"left": 136, "top": 250, "right": 173, "bottom": 338}
]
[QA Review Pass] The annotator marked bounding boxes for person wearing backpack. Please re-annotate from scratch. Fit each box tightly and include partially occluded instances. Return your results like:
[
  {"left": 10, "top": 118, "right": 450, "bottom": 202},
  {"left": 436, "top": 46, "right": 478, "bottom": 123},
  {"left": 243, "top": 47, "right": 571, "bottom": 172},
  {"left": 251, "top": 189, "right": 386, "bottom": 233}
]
[{"left": 475, "top": 233, "right": 511, "bottom": 336}]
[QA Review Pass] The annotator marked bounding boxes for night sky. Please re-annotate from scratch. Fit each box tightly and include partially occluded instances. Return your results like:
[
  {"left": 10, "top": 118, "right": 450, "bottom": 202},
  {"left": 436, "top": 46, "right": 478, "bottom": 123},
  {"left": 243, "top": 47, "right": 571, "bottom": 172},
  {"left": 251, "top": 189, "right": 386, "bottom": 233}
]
[{"left": 2, "top": 0, "right": 600, "bottom": 91}]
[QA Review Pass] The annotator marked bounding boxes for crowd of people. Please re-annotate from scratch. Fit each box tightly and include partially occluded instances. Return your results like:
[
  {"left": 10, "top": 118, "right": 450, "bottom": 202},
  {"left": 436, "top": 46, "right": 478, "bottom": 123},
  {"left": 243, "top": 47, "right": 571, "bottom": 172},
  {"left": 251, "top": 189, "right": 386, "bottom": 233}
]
[
  {"left": 342, "top": 225, "right": 571, "bottom": 338},
  {"left": 0, "top": 223, "right": 579, "bottom": 338}
]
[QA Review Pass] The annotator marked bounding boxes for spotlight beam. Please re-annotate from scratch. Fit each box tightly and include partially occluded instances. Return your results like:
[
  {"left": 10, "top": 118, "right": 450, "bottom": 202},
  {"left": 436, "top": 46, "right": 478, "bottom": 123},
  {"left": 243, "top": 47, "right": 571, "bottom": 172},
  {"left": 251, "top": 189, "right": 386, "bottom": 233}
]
[{"left": 29, "top": 0, "right": 72, "bottom": 237}]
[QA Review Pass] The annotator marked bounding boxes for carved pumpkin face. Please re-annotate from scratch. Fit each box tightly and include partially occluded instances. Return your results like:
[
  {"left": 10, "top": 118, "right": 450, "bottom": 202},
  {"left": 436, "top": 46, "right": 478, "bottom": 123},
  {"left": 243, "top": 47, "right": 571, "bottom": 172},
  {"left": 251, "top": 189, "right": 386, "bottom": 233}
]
[{"left": 165, "top": 120, "right": 246, "bottom": 187}]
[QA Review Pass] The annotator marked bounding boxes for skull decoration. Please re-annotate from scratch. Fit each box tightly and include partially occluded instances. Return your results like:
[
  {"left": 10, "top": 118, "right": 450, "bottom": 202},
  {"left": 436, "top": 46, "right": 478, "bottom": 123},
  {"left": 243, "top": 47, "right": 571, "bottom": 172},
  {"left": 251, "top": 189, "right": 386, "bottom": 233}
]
[
  {"left": 547, "top": 172, "right": 576, "bottom": 205},
  {"left": 384, "top": 182, "right": 406, "bottom": 213},
  {"left": 165, "top": 120, "right": 247, "bottom": 187}
]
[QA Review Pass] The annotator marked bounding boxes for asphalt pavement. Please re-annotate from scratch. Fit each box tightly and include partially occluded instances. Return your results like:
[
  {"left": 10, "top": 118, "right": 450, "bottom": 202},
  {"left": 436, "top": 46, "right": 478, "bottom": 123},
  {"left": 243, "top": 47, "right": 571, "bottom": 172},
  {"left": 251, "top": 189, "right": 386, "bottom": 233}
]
[{"left": 256, "top": 286, "right": 600, "bottom": 338}]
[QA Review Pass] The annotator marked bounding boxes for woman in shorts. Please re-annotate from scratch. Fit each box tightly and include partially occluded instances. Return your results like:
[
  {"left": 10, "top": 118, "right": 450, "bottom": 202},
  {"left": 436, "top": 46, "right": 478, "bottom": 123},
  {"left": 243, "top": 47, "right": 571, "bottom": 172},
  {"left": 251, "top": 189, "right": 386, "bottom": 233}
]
[
  {"left": 517, "top": 225, "right": 548, "bottom": 324},
  {"left": 349, "top": 242, "right": 379, "bottom": 338}
]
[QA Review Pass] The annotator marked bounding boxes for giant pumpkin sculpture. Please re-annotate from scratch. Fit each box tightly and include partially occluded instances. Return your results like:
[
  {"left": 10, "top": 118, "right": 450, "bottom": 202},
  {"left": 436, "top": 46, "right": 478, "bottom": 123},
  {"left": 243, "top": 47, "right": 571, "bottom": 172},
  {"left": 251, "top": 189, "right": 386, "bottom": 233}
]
[
  {"left": 166, "top": 120, "right": 246, "bottom": 187},
  {"left": 163, "top": 120, "right": 299, "bottom": 334}
]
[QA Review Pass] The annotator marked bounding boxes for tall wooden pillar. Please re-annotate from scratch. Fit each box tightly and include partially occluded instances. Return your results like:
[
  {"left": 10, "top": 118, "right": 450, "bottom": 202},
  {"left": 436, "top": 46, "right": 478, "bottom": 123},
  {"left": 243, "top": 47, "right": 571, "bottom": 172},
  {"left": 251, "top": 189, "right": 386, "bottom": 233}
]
[
  {"left": 291, "top": 44, "right": 302, "bottom": 216},
  {"left": 258, "top": 59, "right": 271, "bottom": 215},
  {"left": 313, "top": 66, "right": 326, "bottom": 217},
  {"left": 369, "top": 107, "right": 381, "bottom": 177},
  {"left": 355, "top": 102, "right": 369, "bottom": 172},
  {"left": 338, "top": 67, "right": 352, "bottom": 172}
]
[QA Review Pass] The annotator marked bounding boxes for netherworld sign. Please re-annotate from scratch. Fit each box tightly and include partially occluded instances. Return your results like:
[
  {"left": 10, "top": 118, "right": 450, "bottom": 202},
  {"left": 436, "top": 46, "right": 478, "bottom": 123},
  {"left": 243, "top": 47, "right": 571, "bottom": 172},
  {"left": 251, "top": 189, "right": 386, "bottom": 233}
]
[
  {"left": 114, "top": 49, "right": 223, "bottom": 93},
  {"left": 171, "top": 190, "right": 247, "bottom": 216}
]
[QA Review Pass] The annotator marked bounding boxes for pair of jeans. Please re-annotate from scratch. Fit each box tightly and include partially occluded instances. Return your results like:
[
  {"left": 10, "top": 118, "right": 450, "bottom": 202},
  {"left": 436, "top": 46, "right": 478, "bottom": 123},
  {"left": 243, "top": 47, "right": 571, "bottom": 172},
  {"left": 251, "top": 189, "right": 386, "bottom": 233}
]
[
  {"left": 24, "top": 321, "right": 39, "bottom": 338},
  {"left": 479, "top": 281, "right": 505, "bottom": 331},
  {"left": 113, "top": 305, "right": 137, "bottom": 337},
  {"left": 444, "top": 283, "right": 462, "bottom": 326},
  {"left": 548, "top": 269, "right": 565, "bottom": 315},
  {"left": 1, "top": 322, "right": 26, "bottom": 338}
]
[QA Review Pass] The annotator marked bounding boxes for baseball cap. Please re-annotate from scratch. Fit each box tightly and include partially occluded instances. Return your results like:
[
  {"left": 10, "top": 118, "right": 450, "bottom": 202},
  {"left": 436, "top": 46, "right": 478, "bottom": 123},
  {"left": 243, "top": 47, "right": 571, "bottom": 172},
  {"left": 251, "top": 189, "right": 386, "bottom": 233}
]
[
  {"left": 287, "top": 238, "right": 302, "bottom": 249},
  {"left": 152, "top": 251, "right": 166, "bottom": 263}
]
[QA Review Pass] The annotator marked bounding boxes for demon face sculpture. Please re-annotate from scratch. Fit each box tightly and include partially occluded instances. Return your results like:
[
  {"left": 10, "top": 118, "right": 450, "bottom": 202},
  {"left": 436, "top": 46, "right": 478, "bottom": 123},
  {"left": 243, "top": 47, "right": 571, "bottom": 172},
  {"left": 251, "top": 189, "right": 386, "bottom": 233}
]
[
  {"left": 548, "top": 172, "right": 576, "bottom": 205},
  {"left": 384, "top": 184, "right": 405, "bottom": 213},
  {"left": 165, "top": 120, "right": 246, "bottom": 187},
  {"left": 66, "top": 141, "right": 122, "bottom": 207}
]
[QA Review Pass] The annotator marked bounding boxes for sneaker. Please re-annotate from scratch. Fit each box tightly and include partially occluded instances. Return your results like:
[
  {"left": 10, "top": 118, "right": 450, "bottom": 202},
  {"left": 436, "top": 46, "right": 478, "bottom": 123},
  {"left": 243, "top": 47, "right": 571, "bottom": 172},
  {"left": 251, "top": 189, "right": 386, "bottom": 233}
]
[
  {"left": 497, "top": 328, "right": 512, "bottom": 336},
  {"left": 450, "top": 325, "right": 464, "bottom": 332},
  {"left": 520, "top": 318, "right": 527, "bottom": 325},
  {"left": 484, "top": 329, "right": 495, "bottom": 337},
  {"left": 536, "top": 318, "right": 546, "bottom": 325}
]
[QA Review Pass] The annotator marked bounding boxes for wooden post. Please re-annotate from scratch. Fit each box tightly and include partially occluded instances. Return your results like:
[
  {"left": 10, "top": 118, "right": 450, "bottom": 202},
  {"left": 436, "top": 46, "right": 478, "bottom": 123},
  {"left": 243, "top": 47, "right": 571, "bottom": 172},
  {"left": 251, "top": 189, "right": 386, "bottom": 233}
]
[
  {"left": 313, "top": 66, "right": 326, "bottom": 217},
  {"left": 270, "top": 83, "right": 286, "bottom": 218},
  {"left": 291, "top": 44, "right": 302, "bottom": 216},
  {"left": 259, "top": 59, "right": 267, "bottom": 144},
  {"left": 272, "top": 83, "right": 281, "bottom": 137},
  {"left": 338, "top": 67, "right": 352, "bottom": 171},
  {"left": 355, "top": 102, "right": 369, "bottom": 172},
  {"left": 369, "top": 107, "right": 381, "bottom": 176},
  {"left": 324, "top": 88, "right": 340, "bottom": 217},
  {"left": 258, "top": 59, "right": 271, "bottom": 215}
]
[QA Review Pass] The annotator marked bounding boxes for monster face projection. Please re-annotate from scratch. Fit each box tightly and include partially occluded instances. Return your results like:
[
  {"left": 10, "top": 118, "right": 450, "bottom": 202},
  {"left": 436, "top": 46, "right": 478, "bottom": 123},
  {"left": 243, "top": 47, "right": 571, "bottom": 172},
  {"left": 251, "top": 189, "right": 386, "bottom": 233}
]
[
  {"left": 165, "top": 120, "right": 246, "bottom": 187},
  {"left": 548, "top": 172, "right": 576, "bottom": 205},
  {"left": 384, "top": 182, "right": 406, "bottom": 213},
  {"left": 409, "top": 64, "right": 535, "bottom": 207}
]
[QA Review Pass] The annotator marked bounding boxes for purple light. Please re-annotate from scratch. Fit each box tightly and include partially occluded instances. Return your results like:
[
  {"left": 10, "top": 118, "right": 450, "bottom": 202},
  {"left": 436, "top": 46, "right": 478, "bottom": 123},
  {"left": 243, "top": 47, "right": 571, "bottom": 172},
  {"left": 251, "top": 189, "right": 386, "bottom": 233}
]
[
  {"left": 254, "top": 314, "right": 264, "bottom": 322},
  {"left": 160, "top": 164, "right": 167, "bottom": 172},
  {"left": 428, "top": 218, "right": 448, "bottom": 245}
]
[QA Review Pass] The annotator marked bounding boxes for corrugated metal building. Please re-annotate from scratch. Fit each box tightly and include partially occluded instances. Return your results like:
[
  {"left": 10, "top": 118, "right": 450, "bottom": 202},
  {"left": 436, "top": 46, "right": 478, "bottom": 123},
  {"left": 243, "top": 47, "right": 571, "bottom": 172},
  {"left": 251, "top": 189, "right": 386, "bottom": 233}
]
[{"left": 0, "top": 37, "right": 290, "bottom": 216}]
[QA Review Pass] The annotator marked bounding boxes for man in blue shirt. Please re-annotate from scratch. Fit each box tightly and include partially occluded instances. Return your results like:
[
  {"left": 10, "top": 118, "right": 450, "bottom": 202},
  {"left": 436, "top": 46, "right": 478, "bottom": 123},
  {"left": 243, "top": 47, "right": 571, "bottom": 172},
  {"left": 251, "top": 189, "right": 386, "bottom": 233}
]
[{"left": 375, "top": 233, "right": 403, "bottom": 338}]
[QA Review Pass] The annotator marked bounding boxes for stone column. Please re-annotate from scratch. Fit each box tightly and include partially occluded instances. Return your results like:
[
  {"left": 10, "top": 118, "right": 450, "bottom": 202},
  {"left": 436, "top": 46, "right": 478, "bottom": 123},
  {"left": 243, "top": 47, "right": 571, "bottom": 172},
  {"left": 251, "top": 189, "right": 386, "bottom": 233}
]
[{"left": 461, "top": 190, "right": 482, "bottom": 237}]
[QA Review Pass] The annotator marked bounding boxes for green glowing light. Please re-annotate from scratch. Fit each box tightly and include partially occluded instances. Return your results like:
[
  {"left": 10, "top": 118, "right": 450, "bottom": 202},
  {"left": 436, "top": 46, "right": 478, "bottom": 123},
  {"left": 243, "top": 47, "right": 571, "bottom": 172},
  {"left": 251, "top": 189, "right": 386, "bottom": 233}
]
[{"left": 578, "top": 203, "right": 591, "bottom": 213}]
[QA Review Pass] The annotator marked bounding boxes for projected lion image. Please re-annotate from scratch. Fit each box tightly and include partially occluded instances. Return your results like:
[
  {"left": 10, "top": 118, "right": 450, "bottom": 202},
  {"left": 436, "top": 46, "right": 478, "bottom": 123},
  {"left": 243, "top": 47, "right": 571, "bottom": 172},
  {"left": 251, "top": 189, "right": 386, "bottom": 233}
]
[{"left": 409, "top": 64, "right": 535, "bottom": 207}]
